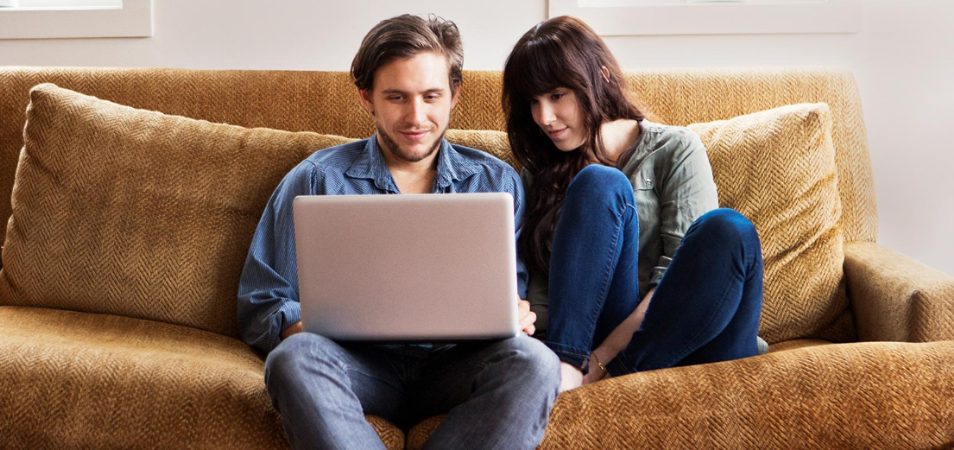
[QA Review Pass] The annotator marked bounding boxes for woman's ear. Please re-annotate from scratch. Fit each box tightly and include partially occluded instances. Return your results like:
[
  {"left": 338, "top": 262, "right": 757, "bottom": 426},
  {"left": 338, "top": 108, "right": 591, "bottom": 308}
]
[{"left": 600, "top": 65, "right": 611, "bottom": 83}]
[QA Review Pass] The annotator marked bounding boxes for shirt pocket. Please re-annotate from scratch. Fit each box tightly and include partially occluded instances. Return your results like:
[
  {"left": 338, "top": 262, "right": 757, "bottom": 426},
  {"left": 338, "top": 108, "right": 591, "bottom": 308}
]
[{"left": 632, "top": 170, "right": 658, "bottom": 233}]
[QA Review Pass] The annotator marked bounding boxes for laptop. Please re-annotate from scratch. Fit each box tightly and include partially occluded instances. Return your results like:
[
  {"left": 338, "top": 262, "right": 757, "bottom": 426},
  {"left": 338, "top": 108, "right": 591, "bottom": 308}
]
[{"left": 292, "top": 193, "right": 520, "bottom": 341}]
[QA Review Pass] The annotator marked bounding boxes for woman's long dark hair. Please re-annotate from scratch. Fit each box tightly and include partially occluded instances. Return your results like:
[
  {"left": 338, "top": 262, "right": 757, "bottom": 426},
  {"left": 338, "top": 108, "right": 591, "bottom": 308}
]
[{"left": 503, "top": 16, "right": 645, "bottom": 277}]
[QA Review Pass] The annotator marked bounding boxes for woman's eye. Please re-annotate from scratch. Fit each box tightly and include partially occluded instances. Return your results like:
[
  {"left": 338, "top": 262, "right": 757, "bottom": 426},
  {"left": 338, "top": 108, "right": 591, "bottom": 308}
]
[{"left": 551, "top": 93, "right": 564, "bottom": 101}]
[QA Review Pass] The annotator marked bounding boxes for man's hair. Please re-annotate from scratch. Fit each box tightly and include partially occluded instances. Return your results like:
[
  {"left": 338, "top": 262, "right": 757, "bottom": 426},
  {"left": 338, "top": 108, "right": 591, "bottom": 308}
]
[{"left": 351, "top": 14, "right": 464, "bottom": 94}]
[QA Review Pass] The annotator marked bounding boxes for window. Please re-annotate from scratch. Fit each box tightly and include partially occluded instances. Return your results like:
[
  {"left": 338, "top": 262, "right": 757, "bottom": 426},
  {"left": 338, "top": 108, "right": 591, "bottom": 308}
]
[
  {"left": 0, "top": 0, "right": 152, "bottom": 39},
  {"left": 549, "top": 0, "right": 861, "bottom": 35}
]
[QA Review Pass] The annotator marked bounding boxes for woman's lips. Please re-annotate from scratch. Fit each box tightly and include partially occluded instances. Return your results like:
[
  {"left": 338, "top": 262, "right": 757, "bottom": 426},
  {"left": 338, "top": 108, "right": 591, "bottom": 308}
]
[{"left": 547, "top": 127, "right": 568, "bottom": 140}]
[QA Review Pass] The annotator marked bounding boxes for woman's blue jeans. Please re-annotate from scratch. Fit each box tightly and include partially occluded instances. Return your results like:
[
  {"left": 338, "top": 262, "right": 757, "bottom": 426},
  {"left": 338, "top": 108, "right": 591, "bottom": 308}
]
[{"left": 544, "top": 165, "right": 764, "bottom": 376}]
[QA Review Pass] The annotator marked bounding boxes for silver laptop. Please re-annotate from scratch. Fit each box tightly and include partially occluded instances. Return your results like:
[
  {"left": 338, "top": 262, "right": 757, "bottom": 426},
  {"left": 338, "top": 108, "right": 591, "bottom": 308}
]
[{"left": 292, "top": 193, "right": 519, "bottom": 341}]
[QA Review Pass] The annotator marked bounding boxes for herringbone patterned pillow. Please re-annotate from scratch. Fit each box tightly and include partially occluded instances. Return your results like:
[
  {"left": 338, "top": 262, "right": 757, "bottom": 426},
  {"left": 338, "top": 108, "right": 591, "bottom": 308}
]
[
  {"left": 689, "top": 103, "right": 845, "bottom": 343},
  {"left": 0, "top": 84, "right": 354, "bottom": 337}
]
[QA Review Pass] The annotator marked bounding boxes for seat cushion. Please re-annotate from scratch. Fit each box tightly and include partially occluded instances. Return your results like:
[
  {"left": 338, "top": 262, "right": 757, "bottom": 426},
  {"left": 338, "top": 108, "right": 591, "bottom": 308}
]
[
  {"left": 689, "top": 103, "right": 847, "bottom": 343},
  {"left": 0, "top": 306, "right": 404, "bottom": 449},
  {"left": 408, "top": 340, "right": 954, "bottom": 449}
]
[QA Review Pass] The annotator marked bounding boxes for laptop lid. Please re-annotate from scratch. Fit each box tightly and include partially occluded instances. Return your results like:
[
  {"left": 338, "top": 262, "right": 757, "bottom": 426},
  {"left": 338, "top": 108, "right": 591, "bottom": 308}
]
[{"left": 292, "top": 193, "right": 519, "bottom": 341}]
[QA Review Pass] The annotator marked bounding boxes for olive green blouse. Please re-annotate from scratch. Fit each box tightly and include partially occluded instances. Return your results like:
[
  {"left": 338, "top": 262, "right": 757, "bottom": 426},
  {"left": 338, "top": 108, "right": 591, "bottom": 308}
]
[{"left": 524, "top": 120, "right": 720, "bottom": 334}]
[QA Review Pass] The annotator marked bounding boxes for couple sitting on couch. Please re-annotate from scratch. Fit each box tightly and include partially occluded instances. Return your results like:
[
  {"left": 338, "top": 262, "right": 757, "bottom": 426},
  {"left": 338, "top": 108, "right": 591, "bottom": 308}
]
[{"left": 237, "top": 13, "right": 764, "bottom": 450}]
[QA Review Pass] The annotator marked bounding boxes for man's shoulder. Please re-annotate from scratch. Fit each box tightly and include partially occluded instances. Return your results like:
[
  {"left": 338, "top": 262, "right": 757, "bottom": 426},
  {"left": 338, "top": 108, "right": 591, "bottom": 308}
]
[
  {"left": 448, "top": 143, "right": 519, "bottom": 178},
  {"left": 301, "top": 138, "right": 369, "bottom": 171}
]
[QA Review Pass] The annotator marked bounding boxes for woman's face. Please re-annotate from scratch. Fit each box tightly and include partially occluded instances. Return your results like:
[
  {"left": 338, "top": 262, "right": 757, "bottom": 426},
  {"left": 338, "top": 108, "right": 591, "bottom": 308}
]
[{"left": 531, "top": 88, "right": 586, "bottom": 152}]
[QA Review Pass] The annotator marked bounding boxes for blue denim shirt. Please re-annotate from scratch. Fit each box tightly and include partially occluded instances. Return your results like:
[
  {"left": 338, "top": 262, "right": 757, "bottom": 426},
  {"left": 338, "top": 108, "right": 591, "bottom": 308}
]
[{"left": 237, "top": 136, "right": 527, "bottom": 354}]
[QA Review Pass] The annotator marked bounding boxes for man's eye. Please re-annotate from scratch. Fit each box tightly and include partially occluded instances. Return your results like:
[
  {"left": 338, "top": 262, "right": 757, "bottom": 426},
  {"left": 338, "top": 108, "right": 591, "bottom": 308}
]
[
  {"left": 387, "top": 95, "right": 403, "bottom": 101},
  {"left": 425, "top": 94, "right": 440, "bottom": 101}
]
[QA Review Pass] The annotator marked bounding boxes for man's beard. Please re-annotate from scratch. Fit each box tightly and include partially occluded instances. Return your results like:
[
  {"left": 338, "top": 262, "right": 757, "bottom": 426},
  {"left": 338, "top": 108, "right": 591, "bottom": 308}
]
[{"left": 378, "top": 127, "right": 446, "bottom": 164}]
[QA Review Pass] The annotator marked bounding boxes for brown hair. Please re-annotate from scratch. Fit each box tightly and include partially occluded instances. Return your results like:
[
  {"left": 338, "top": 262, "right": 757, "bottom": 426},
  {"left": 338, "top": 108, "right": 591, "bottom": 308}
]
[
  {"left": 503, "top": 15, "right": 644, "bottom": 276},
  {"left": 351, "top": 14, "right": 464, "bottom": 94}
]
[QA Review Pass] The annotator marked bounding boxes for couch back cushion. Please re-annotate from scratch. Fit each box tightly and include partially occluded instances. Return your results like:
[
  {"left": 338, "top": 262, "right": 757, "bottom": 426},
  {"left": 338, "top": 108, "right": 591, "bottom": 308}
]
[
  {"left": 0, "top": 84, "right": 355, "bottom": 336},
  {"left": 1, "top": 68, "right": 874, "bottom": 258},
  {"left": 689, "top": 103, "right": 846, "bottom": 342}
]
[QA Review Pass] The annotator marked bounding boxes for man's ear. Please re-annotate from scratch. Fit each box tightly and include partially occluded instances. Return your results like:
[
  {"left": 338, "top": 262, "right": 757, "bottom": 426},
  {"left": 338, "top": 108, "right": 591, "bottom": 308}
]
[
  {"left": 600, "top": 65, "right": 611, "bottom": 83},
  {"left": 357, "top": 88, "right": 374, "bottom": 115},
  {"left": 450, "top": 86, "right": 461, "bottom": 110}
]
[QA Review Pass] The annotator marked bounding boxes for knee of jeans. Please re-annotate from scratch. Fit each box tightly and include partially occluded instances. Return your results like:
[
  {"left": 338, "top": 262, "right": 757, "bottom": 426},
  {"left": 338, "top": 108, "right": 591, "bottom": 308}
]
[
  {"left": 566, "top": 165, "right": 633, "bottom": 207},
  {"left": 506, "top": 336, "right": 561, "bottom": 387},
  {"left": 694, "top": 208, "right": 759, "bottom": 247},
  {"left": 265, "top": 333, "right": 338, "bottom": 386}
]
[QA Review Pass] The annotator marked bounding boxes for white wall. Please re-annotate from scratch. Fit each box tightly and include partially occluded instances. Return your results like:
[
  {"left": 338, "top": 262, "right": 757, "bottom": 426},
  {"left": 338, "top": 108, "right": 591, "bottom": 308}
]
[{"left": 1, "top": 0, "right": 951, "bottom": 275}]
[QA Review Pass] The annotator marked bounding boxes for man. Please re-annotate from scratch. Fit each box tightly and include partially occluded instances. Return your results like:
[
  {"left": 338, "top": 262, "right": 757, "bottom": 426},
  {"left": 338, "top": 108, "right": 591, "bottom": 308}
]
[{"left": 237, "top": 14, "right": 560, "bottom": 450}]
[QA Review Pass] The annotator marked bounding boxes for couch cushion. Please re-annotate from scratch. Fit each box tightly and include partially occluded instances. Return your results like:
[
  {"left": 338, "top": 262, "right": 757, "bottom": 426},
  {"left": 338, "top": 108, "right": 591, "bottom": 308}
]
[
  {"left": 407, "top": 340, "right": 954, "bottom": 449},
  {"left": 0, "top": 306, "right": 283, "bottom": 447},
  {"left": 0, "top": 83, "right": 355, "bottom": 336},
  {"left": 688, "top": 103, "right": 846, "bottom": 343},
  {"left": 0, "top": 306, "right": 405, "bottom": 449}
]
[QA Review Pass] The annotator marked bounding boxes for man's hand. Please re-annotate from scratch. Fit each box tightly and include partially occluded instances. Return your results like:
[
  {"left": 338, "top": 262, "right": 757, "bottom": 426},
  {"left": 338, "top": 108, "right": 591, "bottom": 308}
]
[
  {"left": 280, "top": 321, "right": 304, "bottom": 340},
  {"left": 518, "top": 299, "right": 536, "bottom": 336}
]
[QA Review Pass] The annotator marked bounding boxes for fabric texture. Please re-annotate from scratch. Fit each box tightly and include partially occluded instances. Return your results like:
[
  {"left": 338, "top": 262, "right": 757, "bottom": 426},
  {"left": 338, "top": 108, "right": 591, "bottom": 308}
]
[
  {"left": 845, "top": 241, "right": 954, "bottom": 341},
  {"left": 409, "top": 340, "right": 954, "bottom": 449},
  {"left": 0, "top": 305, "right": 404, "bottom": 450},
  {"left": 0, "top": 83, "right": 354, "bottom": 337},
  {"left": 689, "top": 103, "right": 846, "bottom": 343},
  {"left": 0, "top": 68, "right": 874, "bottom": 255}
]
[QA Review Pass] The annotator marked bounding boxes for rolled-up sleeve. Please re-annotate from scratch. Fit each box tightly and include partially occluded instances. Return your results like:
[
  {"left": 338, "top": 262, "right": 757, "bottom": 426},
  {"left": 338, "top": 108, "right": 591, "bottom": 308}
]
[{"left": 237, "top": 162, "right": 315, "bottom": 354}]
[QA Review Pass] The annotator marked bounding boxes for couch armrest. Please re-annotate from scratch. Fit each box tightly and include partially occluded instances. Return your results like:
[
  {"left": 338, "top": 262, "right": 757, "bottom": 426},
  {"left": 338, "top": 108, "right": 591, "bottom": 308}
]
[{"left": 844, "top": 241, "right": 954, "bottom": 342}]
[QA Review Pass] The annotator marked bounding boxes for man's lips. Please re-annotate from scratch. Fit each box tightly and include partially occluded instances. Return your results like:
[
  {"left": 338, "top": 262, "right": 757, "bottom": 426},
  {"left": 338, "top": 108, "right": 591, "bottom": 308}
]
[{"left": 400, "top": 129, "right": 431, "bottom": 141}]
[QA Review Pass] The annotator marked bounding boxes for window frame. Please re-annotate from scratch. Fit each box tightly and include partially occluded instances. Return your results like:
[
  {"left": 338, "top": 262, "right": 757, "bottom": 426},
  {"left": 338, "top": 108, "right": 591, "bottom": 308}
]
[
  {"left": 548, "top": 0, "right": 862, "bottom": 36},
  {"left": 0, "top": 0, "right": 152, "bottom": 40}
]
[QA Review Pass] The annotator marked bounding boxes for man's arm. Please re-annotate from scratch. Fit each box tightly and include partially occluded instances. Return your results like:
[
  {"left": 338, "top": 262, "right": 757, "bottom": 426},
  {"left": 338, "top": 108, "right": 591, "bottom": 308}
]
[{"left": 237, "top": 162, "right": 314, "bottom": 354}]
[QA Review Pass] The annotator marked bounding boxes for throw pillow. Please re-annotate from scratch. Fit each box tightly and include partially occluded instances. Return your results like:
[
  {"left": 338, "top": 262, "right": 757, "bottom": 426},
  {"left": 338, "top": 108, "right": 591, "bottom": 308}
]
[
  {"left": 0, "top": 84, "right": 354, "bottom": 336},
  {"left": 689, "top": 103, "right": 846, "bottom": 343}
]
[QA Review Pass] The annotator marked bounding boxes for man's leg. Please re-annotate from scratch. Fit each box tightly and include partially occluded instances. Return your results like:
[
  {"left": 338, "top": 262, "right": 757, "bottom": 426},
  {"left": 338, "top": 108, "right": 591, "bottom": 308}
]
[
  {"left": 412, "top": 335, "right": 560, "bottom": 450},
  {"left": 264, "top": 333, "right": 406, "bottom": 449}
]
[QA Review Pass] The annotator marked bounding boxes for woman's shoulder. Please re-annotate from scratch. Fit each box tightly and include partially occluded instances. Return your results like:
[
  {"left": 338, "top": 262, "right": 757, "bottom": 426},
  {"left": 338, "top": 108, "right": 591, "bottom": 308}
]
[{"left": 639, "top": 120, "right": 704, "bottom": 154}]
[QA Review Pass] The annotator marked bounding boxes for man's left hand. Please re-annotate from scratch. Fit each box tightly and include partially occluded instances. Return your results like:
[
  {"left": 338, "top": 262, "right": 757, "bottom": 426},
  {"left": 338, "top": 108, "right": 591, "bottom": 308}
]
[{"left": 518, "top": 299, "right": 536, "bottom": 336}]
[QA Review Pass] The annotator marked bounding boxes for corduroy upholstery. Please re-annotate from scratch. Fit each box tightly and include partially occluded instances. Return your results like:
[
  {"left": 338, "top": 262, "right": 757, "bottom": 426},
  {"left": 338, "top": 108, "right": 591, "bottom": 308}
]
[{"left": 1, "top": 67, "right": 953, "bottom": 449}]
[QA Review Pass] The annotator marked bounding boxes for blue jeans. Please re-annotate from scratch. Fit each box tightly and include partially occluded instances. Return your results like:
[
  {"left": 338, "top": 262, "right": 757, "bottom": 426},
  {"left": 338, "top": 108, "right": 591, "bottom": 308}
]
[
  {"left": 264, "top": 333, "right": 560, "bottom": 450},
  {"left": 545, "top": 165, "right": 764, "bottom": 376}
]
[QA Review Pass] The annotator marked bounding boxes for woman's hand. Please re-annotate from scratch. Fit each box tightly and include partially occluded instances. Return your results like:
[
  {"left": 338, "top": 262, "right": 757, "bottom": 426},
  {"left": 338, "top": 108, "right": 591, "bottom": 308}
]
[
  {"left": 518, "top": 299, "right": 537, "bottom": 336},
  {"left": 583, "top": 288, "right": 655, "bottom": 384}
]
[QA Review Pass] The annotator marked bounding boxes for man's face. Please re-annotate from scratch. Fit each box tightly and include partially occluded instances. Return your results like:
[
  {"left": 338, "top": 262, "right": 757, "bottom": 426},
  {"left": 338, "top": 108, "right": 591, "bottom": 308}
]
[{"left": 359, "top": 51, "right": 459, "bottom": 165}]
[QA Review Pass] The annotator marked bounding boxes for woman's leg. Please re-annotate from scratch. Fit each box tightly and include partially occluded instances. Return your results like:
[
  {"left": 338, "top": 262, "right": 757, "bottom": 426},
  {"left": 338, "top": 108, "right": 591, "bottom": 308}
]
[
  {"left": 546, "top": 165, "right": 641, "bottom": 378},
  {"left": 607, "top": 208, "right": 764, "bottom": 375}
]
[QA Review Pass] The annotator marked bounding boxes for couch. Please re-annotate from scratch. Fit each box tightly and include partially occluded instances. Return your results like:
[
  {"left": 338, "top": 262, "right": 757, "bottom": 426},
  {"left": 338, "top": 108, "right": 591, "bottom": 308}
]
[{"left": 0, "top": 66, "right": 952, "bottom": 449}]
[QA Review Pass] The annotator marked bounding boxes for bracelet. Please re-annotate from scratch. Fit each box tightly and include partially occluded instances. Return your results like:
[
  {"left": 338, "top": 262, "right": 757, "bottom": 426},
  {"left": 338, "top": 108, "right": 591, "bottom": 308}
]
[{"left": 592, "top": 353, "right": 607, "bottom": 374}]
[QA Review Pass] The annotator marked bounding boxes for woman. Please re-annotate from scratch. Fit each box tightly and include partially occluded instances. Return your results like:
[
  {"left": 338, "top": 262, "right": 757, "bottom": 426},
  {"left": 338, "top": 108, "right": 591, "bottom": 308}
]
[{"left": 503, "top": 16, "right": 765, "bottom": 391}]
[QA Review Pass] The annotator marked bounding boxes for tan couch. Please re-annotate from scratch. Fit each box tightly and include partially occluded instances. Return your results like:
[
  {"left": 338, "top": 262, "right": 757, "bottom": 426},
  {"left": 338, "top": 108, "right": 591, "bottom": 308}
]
[{"left": 0, "top": 67, "right": 952, "bottom": 449}]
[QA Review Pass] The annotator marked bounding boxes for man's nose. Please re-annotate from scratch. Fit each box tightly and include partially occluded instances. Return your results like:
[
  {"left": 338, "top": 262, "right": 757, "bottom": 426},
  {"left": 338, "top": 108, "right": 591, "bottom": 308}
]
[{"left": 405, "top": 97, "right": 426, "bottom": 126}]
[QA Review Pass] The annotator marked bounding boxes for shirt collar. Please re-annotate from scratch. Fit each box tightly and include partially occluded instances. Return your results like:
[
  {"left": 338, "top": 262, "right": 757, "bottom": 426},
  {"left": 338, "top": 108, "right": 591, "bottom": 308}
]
[{"left": 345, "top": 134, "right": 481, "bottom": 192}]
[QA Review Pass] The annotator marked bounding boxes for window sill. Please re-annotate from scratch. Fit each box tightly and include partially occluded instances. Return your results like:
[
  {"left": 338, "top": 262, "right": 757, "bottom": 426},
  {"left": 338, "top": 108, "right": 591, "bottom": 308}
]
[{"left": 0, "top": 0, "right": 152, "bottom": 40}]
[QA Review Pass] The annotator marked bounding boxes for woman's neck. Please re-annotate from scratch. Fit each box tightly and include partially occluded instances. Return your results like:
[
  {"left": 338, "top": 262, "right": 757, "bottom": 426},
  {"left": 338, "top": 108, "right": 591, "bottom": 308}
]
[{"left": 595, "top": 119, "right": 641, "bottom": 165}]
